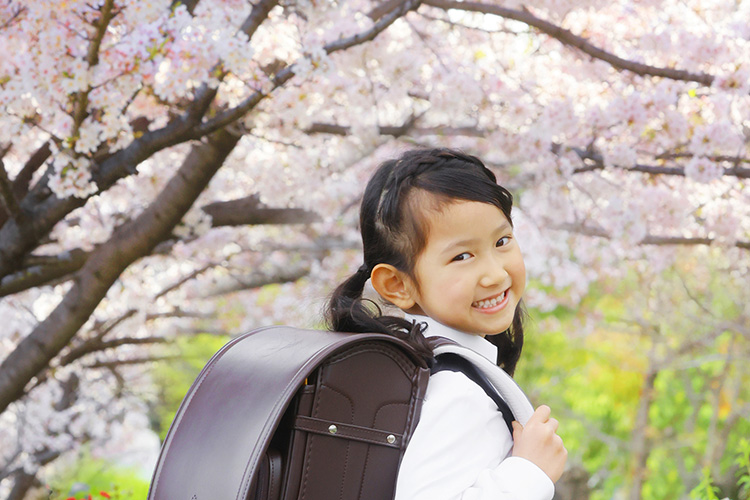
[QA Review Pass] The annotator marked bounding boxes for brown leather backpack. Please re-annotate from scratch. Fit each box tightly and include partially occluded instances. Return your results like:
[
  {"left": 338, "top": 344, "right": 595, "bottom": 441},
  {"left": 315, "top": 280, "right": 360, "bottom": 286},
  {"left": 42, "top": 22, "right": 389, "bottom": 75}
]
[{"left": 147, "top": 326, "right": 431, "bottom": 500}]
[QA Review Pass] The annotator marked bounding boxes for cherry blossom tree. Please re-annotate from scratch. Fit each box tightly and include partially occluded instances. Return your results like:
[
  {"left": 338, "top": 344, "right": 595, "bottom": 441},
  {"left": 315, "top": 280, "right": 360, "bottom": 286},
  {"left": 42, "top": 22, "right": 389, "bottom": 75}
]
[{"left": 1, "top": 0, "right": 749, "bottom": 498}]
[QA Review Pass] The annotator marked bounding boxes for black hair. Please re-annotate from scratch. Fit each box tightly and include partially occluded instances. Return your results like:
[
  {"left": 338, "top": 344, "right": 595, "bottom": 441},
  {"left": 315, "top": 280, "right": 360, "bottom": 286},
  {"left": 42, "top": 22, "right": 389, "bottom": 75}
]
[{"left": 325, "top": 148, "right": 525, "bottom": 375}]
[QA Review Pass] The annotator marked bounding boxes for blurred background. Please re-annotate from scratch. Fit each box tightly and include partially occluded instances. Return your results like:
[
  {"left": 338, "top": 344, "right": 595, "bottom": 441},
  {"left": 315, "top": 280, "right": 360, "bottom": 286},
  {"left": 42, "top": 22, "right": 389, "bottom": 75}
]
[{"left": 0, "top": 0, "right": 748, "bottom": 498}]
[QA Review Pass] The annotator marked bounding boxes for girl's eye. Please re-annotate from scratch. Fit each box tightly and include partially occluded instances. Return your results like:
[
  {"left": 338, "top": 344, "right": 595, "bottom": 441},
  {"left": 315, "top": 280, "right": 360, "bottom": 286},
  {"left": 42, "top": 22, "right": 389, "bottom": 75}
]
[
  {"left": 451, "top": 252, "right": 471, "bottom": 262},
  {"left": 496, "top": 236, "right": 511, "bottom": 247}
]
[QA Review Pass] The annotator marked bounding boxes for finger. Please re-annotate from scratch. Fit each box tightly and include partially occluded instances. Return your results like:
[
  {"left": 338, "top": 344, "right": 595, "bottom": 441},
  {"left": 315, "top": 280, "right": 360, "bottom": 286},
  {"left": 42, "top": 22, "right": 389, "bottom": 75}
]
[
  {"left": 548, "top": 417, "right": 559, "bottom": 432},
  {"left": 512, "top": 421, "right": 523, "bottom": 439},
  {"left": 531, "top": 405, "right": 551, "bottom": 422}
]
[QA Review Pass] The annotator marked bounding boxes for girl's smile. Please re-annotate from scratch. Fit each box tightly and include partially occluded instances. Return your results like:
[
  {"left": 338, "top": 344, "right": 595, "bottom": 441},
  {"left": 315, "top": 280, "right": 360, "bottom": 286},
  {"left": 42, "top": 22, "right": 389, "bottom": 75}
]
[
  {"left": 472, "top": 289, "right": 509, "bottom": 311},
  {"left": 403, "top": 199, "right": 526, "bottom": 337}
]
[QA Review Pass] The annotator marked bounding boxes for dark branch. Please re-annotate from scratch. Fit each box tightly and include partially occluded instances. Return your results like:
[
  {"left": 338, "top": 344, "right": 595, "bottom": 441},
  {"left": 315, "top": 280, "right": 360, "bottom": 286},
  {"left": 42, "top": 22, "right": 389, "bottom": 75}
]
[
  {"left": 13, "top": 142, "right": 51, "bottom": 196},
  {"left": 305, "top": 122, "right": 485, "bottom": 137},
  {"left": 86, "top": 355, "right": 183, "bottom": 369},
  {"left": 0, "top": 249, "right": 89, "bottom": 297},
  {"left": 368, "top": 0, "right": 403, "bottom": 20},
  {"left": 0, "top": 128, "right": 242, "bottom": 414},
  {"left": 422, "top": 0, "right": 715, "bottom": 86},
  {"left": 170, "top": 0, "right": 201, "bottom": 14},
  {"left": 0, "top": 4, "right": 26, "bottom": 31},
  {"left": 60, "top": 336, "right": 169, "bottom": 367},
  {"left": 0, "top": 194, "right": 320, "bottom": 296},
  {"left": 0, "top": 157, "right": 21, "bottom": 221},
  {"left": 154, "top": 264, "right": 215, "bottom": 299},
  {"left": 202, "top": 194, "right": 321, "bottom": 227},
  {"left": 194, "top": 0, "right": 422, "bottom": 137},
  {"left": 0, "top": 2, "right": 282, "bottom": 280},
  {"left": 571, "top": 148, "right": 750, "bottom": 179},
  {"left": 553, "top": 222, "right": 750, "bottom": 251},
  {"left": 70, "top": 0, "right": 117, "bottom": 145},
  {"left": 201, "top": 264, "right": 310, "bottom": 297}
]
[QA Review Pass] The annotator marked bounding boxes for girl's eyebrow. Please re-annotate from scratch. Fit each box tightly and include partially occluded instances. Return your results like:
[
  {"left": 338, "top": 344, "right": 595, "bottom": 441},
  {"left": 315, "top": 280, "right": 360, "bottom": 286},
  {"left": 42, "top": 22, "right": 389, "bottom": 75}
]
[{"left": 440, "top": 221, "right": 512, "bottom": 255}]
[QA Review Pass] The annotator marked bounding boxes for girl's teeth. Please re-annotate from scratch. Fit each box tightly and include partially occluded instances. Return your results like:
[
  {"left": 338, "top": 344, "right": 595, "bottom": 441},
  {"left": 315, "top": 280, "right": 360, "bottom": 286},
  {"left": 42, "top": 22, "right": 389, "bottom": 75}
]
[{"left": 474, "top": 291, "right": 506, "bottom": 308}]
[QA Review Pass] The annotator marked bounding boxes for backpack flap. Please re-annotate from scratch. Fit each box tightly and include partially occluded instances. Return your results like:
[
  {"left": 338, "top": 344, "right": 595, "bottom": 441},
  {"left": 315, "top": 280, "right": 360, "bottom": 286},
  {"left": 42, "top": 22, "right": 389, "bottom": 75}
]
[{"left": 280, "top": 340, "right": 429, "bottom": 500}]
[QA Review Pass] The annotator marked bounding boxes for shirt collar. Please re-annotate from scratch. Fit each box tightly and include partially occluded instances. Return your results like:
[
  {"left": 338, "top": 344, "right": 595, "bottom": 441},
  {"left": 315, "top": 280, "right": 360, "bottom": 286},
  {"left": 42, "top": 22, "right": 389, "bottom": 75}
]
[{"left": 404, "top": 313, "right": 498, "bottom": 363}]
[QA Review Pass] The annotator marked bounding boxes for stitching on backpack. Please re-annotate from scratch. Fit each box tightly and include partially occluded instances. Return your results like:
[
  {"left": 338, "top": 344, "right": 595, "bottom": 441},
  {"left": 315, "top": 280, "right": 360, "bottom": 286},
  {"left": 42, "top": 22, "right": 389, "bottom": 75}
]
[
  {"left": 299, "top": 434, "right": 315, "bottom": 499},
  {"left": 316, "top": 383, "right": 355, "bottom": 421},
  {"left": 357, "top": 443, "right": 372, "bottom": 500},
  {"left": 373, "top": 402, "right": 409, "bottom": 424},
  {"left": 339, "top": 440, "right": 351, "bottom": 500},
  {"left": 300, "top": 373, "right": 326, "bottom": 499},
  {"left": 269, "top": 454, "right": 278, "bottom": 499},
  {"left": 328, "top": 343, "right": 414, "bottom": 376}
]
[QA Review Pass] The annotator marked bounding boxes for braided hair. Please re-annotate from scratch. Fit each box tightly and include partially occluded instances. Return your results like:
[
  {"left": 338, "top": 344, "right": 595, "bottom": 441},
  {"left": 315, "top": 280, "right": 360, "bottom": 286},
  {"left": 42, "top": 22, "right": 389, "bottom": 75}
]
[{"left": 325, "top": 148, "right": 525, "bottom": 375}]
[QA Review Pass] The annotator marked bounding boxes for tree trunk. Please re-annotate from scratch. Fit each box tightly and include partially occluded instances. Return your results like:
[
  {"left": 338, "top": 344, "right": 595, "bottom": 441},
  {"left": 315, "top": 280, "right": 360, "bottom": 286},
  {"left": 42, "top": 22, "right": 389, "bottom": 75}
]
[
  {"left": 629, "top": 369, "right": 658, "bottom": 500},
  {"left": 0, "top": 129, "right": 241, "bottom": 414}
]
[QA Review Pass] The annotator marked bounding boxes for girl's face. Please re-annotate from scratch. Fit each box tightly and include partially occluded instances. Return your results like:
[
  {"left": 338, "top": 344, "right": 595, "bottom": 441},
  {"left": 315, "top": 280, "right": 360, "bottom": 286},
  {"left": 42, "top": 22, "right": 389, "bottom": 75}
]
[{"left": 405, "top": 200, "right": 526, "bottom": 336}]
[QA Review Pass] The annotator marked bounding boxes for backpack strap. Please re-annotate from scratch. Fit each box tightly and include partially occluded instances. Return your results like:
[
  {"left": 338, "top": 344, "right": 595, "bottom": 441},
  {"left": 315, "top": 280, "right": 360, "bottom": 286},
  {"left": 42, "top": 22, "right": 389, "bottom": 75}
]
[
  {"left": 430, "top": 337, "right": 535, "bottom": 426},
  {"left": 431, "top": 352, "right": 515, "bottom": 435}
]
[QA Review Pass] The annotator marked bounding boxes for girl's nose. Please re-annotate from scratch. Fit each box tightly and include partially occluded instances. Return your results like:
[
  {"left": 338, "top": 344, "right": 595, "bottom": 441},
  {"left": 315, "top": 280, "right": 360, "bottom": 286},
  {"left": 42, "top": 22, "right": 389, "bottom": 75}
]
[{"left": 479, "top": 262, "right": 509, "bottom": 288}]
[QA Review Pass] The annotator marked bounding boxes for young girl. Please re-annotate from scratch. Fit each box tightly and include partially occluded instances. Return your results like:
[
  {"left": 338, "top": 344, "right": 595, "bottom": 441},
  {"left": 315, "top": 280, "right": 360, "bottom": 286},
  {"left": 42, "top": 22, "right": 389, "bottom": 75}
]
[{"left": 326, "top": 148, "right": 567, "bottom": 500}]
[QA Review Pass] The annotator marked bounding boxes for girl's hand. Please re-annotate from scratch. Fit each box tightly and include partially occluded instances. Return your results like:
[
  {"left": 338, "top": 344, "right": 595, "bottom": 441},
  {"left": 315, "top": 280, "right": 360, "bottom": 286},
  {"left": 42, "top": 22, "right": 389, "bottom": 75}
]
[{"left": 511, "top": 405, "right": 567, "bottom": 483}]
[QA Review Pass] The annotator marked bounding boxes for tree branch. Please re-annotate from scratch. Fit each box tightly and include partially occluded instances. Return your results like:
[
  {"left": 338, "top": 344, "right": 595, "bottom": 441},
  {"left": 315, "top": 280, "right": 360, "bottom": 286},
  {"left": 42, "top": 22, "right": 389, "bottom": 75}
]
[
  {"left": 552, "top": 222, "right": 750, "bottom": 251},
  {"left": 306, "top": 121, "right": 485, "bottom": 137},
  {"left": 154, "top": 264, "right": 215, "bottom": 300},
  {"left": 0, "top": 1, "right": 280, "bottom": 281},
  {"left": 59, "top": 336, "right": 169, "bottom": 367},
  {"left": 202, "top": 194, "right": 321, "bottom": 227},
  {"left": 201, "top": 263, "right": 310, "bottom": 298},
  {"left": 422, "top": 0, "right": 715, "bottom": 86},
  {"left": 0, "top": 4, "right": 26, "bottom": 31},
  {"left": 368, "top": 0, "right": 403, "bottom": 20},
  {"left": 193, "top": 0, "right": 422, "bottom": 137},
  {"left": 170, "top": 0, "right": 201, "bottom": 14},
  {"left": 0, "top": 128, "right": 242, "bottom": 414},
  {"left": 0, "top": 157, "right": 21, "bottom": 221},
  {"left": 571, "top": 148, "right": 750, "bottom": 179},
  {"left": 0, "top": 249, "right": 89, "bottom": 297},
  {"left": 0, "top": 194, "right": 322, "bottom": 296},
  {"left": 86, "top": 355, "right": 183, "bottom": 369},
  {"left": 70, "top": 0, "right": 117, "bottom": 146},
  {"left": 305, "top": 114, "right": 427, "bottom": 137}
]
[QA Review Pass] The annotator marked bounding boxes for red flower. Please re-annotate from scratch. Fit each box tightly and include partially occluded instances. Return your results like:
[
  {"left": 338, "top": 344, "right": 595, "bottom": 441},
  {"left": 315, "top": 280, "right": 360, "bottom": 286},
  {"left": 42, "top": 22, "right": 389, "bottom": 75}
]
[{"left": 100, "top": 492, "right": 111, "bottom": 499}]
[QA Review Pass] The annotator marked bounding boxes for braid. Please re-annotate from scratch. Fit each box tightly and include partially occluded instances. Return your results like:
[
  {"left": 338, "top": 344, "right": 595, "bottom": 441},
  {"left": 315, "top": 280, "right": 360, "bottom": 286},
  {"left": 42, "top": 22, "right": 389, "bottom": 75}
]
[{"left": 326, "top": 266, "right": 433, "bottom": 363}]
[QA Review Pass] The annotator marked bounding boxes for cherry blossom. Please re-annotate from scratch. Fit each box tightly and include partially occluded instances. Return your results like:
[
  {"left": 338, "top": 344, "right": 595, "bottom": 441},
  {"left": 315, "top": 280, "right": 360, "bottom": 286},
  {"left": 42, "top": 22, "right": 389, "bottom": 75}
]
[{"left": 1, "top": 0, "right": 750, "bottom": 497}]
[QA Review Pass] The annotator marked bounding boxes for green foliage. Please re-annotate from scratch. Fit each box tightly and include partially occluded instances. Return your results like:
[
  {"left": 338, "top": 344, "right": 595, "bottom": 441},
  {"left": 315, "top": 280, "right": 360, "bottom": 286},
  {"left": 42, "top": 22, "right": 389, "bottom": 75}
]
[
  {"left": 690, "top": 467, "right": 721, "bottom": 500},
  {"left": 44, "top": 450, "right": 149, "bottom": 500},
  {"left": 736, "top": 438, "right": 750, "bottom": 500},
  {"left": 517, "top": 251, "right": 750, "bottom": 500},
  {"left": 150, "top": 333, "right": 230, "bottom": 440}
]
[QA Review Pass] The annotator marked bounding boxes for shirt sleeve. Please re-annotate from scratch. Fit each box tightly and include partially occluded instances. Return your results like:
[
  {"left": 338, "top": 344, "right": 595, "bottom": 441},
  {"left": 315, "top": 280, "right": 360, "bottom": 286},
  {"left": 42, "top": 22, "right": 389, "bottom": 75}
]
[{"left": 395, "top": 371, "right": 554, "bottom": 500}]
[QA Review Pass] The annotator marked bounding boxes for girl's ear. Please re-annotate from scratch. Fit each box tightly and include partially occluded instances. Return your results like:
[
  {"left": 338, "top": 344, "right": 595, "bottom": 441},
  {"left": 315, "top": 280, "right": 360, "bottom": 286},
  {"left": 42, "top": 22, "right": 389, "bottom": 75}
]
[{"left": 370, "top": 263, "right": 418, "bottom": 310}]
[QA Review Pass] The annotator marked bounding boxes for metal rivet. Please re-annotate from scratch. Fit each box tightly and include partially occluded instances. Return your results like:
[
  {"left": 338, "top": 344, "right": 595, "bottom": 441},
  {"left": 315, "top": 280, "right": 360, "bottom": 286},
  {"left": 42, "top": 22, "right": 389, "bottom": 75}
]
[
  {"left": 386, "top": 434, "right": 396, "bottom": 444},
  {"left": 328, "top": 424, "right": 337, "bottom": 434}
]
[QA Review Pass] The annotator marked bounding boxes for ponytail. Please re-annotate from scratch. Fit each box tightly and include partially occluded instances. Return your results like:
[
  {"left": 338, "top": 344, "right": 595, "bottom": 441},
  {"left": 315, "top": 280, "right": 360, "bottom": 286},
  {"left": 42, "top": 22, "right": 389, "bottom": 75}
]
[
  {"left": 325, "top": 266, "right": 434, "bottom": 364},
  {"left": 486, "top": 300, "right": 526, "bottom": 376}
]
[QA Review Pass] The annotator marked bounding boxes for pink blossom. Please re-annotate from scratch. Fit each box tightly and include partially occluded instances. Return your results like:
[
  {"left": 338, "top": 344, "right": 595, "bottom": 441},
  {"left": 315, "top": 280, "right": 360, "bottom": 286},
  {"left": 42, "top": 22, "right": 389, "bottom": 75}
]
[{"left": 684, "top": 156, "right": 723, "bottom": 183}]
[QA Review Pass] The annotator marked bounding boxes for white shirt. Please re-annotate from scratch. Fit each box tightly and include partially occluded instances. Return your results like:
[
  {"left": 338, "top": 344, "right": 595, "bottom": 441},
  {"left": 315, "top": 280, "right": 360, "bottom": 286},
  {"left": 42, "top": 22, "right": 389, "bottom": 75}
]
[{"left": 394, "top": 314, "right": 555, "bottom": 500}]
